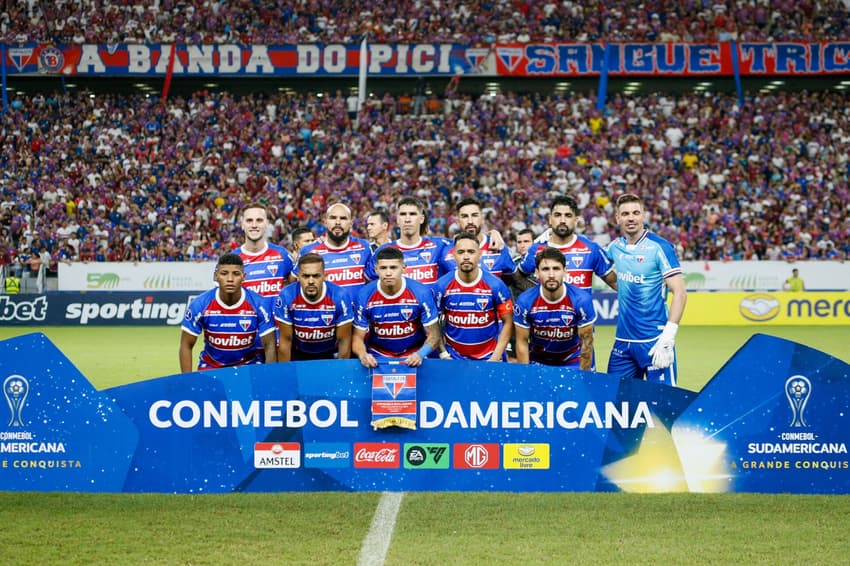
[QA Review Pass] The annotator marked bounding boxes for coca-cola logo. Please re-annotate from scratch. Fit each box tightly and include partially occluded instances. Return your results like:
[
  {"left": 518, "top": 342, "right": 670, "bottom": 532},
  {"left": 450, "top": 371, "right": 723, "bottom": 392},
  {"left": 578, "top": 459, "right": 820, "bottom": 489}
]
[{"left": 353, "top": 442, "right": 400, "bottom": 468}]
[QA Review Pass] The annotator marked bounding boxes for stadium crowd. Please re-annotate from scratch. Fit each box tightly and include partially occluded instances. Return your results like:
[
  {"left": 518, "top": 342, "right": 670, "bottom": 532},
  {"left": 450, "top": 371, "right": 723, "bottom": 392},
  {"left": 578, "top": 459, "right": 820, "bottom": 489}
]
[
  {"left": 3, "top": 0, "right": 850, "bottom": 45},
  {"left": 1, "top": 83, "right": 848, "bottom": 276}
]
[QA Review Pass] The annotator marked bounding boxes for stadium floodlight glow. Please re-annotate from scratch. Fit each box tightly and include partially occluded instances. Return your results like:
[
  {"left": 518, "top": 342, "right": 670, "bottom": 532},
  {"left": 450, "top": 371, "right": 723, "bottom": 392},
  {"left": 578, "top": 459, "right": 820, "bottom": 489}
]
[
  {"left": 204, "top": 82, "right": 219, "bottom": 88},
  {"left": 770, "top": 80, "right": 785, "bottom": 86},
  {"left": 840, "top": 80, "right": 850, "bottom": 85},
  {"left": 65, "top": 83, "right": 77, "bottom": 89},
  {"left": 698, "top": 82, "right": 712, "bottom": 87}
]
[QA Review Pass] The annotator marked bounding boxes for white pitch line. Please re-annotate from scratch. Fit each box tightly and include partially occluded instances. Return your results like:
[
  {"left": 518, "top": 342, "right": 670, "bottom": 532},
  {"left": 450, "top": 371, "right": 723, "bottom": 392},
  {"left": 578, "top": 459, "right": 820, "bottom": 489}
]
[{"left": 357, "top": 491, "right": 405, "bottom": 566}]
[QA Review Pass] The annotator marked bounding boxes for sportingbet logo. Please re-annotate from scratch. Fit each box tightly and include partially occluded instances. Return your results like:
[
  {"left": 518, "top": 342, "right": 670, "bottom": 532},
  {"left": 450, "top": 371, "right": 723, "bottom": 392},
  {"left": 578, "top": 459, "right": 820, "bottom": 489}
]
[
  {"left": 207, "top": 334, "right": 253, "bottom": 349},
  {"left": 564, "top": 272, "right": 590, "bottom": 287},
  {"left": 247, "top": 279, "right": 282, "bottom": 295},
  {"left": 0, "top": 296, "right": 48, "bottom": 322},
  {"left": 447, "top": 312, "right": 491, "bottom": 326},
  {"left": 294, "top": 327, "right": 335, "bottom": 341},
  {"left": 617, "top": 271, "right": 645, "bottom": 284},
  {"left": 66, "top": 297, "right": 187, "bottom": 325},
  {"left": 374, "top": 322, "right": 415, "bottom": 337},
  {"left": 326, "top": 269, "right": 364, "bottom": 285},
  {"left": 353, "top": 442, "right": 400, "bottom": 468}
]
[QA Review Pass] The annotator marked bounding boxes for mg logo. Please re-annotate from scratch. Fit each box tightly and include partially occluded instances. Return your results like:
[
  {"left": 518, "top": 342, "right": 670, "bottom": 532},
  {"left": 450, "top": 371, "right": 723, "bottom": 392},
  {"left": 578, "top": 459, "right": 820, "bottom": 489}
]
[
  {"left": 465, "top": 445, "right": 489, "bottom": 467},
  {"left": 454, "top": 443, "right": 499, "bottom": 469}
]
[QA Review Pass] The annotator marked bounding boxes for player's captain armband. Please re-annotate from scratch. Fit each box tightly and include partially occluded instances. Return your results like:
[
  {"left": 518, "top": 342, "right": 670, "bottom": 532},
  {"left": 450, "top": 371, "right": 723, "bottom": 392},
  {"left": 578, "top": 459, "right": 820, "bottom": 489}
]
[{"left": 497, "top": 299, "right": 514, "bottom": 318}]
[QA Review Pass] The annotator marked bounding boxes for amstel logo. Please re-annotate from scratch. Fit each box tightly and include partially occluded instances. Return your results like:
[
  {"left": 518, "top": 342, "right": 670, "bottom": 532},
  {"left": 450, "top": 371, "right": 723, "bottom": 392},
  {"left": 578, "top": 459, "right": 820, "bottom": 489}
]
[{"left": 739, "top": 293, "right": 781, "bottom": 322}]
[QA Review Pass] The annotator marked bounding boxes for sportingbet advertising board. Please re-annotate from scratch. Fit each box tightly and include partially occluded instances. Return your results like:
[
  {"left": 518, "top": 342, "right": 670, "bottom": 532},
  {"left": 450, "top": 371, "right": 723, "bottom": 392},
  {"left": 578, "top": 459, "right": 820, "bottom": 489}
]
[{"left": 0, "top": 333, "right": 847, "bottom": 494}]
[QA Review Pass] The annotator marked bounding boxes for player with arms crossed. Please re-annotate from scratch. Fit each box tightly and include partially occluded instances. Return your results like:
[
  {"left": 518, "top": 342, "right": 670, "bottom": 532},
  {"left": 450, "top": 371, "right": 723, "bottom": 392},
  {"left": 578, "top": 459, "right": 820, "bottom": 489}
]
[
  {"left": 434, "top": 232, "right": 514, "bottom": 361},
  {"left": 516, "top": 195, "right": 617, "bottom": 293},
  {"left": 513, "top": 247, "right": 597, "bottom": 370},
  {"left": 237, "top": 202, "right": 294, "bottom": 298},
  {"left": 352, "top": 247, "right": 441, "bottom": 368},
  {"left": 604, "top": 193, "right": 687, "bottom": 386},
  {"left": 444, "top": 198, "right": 516, "bottom": 282},
  {"left": 296, "top": 202, "right": 372, "bottom": 301},
  {"left": 274, "top": 253, "right": 353, "bottom": 361},
  {"left": 180, "top": 253, "right": 277, "bottom": 372}
]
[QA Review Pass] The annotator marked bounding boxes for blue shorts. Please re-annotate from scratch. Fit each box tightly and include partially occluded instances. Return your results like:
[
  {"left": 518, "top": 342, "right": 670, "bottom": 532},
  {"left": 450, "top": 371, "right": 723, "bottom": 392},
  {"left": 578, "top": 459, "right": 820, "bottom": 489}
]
[{"left": 607, "top": 339, "right": 677, "bottom": 387}]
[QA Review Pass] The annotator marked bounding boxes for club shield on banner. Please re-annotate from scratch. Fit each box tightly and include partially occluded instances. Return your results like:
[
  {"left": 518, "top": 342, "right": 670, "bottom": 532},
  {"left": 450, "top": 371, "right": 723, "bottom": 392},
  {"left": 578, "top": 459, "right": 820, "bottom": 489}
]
[{"left": 371, "top": 362, "right": 417, "bottom": 430}]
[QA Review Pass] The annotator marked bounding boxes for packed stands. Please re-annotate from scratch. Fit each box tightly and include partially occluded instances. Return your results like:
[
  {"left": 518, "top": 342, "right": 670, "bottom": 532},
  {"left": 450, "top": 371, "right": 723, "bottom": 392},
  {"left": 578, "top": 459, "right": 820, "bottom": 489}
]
[
  {"left": 3, "top": 0, "right": 850, "bottom": 45},
  {"left": 1, "top": 85, "right": 848, "bottom": 276}
]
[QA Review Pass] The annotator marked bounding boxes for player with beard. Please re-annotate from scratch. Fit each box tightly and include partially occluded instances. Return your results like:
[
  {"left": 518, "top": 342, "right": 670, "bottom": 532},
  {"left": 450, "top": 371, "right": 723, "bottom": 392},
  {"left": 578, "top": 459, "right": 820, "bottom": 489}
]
[
  {"left": 444, "top": 198, "right": 517, "bottom": 282},
  {"left": 434, "top": 232, "right": 514, "bottom": 361},
  {"left": 516, "top": 195, "right": 617, "bottom": 293},
  {"left": 180, "top": 253, "right": 277, "bottom": 372},
  {"left": 514, "top": 247, "right": 597, "bottom": 369},
  {"left": 352, "top": 246, "right": 441, "bottom": 368},
  {"left": 237, "top": 202, "right": 294, "bottom": 299},
  {"left": 366, "top": 196, "right": 453, "bottom": 288},
  {"left": 295, "top": 202, "right": 372, "bottom": 300},
  {"left": 274, "top": 253, "right": 353, "bottom": 361}
]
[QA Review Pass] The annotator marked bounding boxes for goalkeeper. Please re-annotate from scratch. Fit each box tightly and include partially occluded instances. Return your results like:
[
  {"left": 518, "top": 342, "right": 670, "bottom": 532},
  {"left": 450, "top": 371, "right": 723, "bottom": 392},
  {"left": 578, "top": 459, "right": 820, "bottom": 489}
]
[{"left": 603, "top": 194, "right": 687, "bottom": 387}]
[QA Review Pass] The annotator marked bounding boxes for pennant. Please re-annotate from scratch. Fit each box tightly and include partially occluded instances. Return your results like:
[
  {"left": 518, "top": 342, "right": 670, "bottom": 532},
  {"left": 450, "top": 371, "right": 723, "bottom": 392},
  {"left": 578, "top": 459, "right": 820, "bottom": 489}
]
[
  {"left": 371, "top": 362, "right": 417, "bottom": 430},
  {"left": 161, "top": 44, "right": 177, "bottom": 111}
]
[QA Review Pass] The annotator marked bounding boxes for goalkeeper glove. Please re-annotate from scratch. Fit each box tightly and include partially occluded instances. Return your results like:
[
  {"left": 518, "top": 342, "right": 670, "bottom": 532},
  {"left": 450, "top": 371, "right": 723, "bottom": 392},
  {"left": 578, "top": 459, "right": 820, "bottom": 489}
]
[{"left": 648, "top": 322, "right": 678, "bottom": 369}]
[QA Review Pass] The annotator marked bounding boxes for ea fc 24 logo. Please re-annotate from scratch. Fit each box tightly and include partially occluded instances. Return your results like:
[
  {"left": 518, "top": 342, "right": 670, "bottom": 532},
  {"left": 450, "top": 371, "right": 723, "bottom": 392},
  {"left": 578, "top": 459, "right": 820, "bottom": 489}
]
[
  {"left": 739, "top": 294, "right": 780, "bottom": 322},
  {"left": 404, "top": 443, "right": 450, "bottom": 469}
]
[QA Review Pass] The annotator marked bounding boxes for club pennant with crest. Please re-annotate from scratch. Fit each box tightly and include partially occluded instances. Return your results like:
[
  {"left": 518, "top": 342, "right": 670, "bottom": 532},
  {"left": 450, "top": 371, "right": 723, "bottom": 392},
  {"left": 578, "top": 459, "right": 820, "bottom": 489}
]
[{"left": 371, "top": 362, "right": 417, "bottom": 430}]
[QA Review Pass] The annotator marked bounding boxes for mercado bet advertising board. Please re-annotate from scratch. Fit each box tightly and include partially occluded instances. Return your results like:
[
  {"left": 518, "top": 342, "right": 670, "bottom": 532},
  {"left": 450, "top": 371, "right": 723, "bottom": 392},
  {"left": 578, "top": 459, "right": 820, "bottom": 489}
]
[{"left": 0, "top": 333, "right": 847, "bottom": 494}]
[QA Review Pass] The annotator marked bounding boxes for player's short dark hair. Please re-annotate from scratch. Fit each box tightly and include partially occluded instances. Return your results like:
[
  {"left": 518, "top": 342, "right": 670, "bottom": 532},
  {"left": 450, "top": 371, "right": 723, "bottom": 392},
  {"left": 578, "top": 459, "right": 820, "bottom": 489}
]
[
  {"left": 551, "top": 195, "right": 579, "bottom": 215},
  {"left": 535, "top": 246, "right": 566, "bottom": 268},
  {"left": 396, "top": 196, "right": 426, "bottom": 214},
  {"left": 375, "top": 246, "right": 404, "bottom": 263},
  {"left": 616, "top": 193, "right": 644, "bottom": 211},
  {"left": 239, "top": 202, "right": 269, "bottom": 220},
  {"left": 455, "top": 197, "right": 482, "bottom": 213},
  {"left": 217, "top": 252, "right": 244, "bottom": 268},
  {"left": 297, "top": 252, "right": 324, "bottom": 270},
  {"left": 368, "top": 210, "right": 390, "bottom": 224},
  {"left": 396, "top": 196, "right": 428, "bottom": 235},
  {"left": 291, "top": 227, "right": 313, "bottom": 241},
  {"left": 453, "top": 231, "right": 479, "bottom": 246},
  {"left": 517, "top": 228, "right": 534, "bottom": 239}
]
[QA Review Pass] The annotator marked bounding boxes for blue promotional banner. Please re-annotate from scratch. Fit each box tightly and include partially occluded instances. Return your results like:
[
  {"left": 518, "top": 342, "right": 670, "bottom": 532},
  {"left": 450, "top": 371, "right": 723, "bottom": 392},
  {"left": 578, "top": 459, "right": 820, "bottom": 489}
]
[
  {"left": 4, "top": 42, "right": 850, "bottom": 77},
  {"left": 0, "top": 333, "right": 847, "bottom": 493}
]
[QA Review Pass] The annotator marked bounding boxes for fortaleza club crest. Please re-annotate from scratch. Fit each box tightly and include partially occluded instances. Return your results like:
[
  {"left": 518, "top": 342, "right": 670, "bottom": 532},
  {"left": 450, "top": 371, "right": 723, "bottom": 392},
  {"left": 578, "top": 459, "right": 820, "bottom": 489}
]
[{"left": 3, "top": 375, "right": 30, "bottom": 427}]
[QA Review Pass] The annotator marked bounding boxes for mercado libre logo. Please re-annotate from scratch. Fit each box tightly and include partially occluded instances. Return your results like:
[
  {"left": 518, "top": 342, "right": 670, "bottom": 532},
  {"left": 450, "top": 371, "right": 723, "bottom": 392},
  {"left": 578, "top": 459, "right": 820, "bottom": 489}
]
[{"left": 739, "top": 293, "right": 780, "bottom": 322}]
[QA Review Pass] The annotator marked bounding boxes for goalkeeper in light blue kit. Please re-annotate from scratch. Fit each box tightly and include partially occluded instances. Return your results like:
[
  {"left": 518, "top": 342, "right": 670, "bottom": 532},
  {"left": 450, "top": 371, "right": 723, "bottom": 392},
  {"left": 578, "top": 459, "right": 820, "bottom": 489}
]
[{"left": 604, "top": 194, "right": 687, "bottom": 386}]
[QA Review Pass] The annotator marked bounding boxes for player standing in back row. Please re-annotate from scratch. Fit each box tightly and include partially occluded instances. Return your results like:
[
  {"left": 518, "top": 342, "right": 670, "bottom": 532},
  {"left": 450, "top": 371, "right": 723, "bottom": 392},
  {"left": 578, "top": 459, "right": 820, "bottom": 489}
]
[
  {"left": 237, "top": 202, "right": 294, "bottom": 298},
  {"left": 604, "top": 193, "right": 687, "bottom": 386},
  {"left": 295, "top": 202, "right": 373, "bottom": 301}
]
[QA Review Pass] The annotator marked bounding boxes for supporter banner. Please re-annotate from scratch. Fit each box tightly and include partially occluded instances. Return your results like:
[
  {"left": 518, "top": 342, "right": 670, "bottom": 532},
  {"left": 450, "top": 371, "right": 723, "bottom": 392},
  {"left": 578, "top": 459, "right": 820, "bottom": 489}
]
[
  {"left": 686, "top": 291, "right": 850, "bottom": 326},
  {"left": 4, "top": 42, "right": 850, "bottom": 77},
  {"left": 59, "top": 261, "right": 215, "bottom": 291},
  {"left": 0, "top": 292, "right": 196, "bottom": 326},
  {"left": 0, "top": 332, "right": 847, "bottom": 493},
  {"left": 679, "top": 261, "right": 850, "bottom": 292},
  {"left": 494, "top": 42, "right": 850, "bottom": 76}
]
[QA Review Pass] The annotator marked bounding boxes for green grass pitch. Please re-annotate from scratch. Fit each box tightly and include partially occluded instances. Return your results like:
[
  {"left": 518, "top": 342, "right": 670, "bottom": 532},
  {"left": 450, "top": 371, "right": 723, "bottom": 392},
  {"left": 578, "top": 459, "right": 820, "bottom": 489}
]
[{"left": 0, "top": 325, "right": 848, "bottom": 564}]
